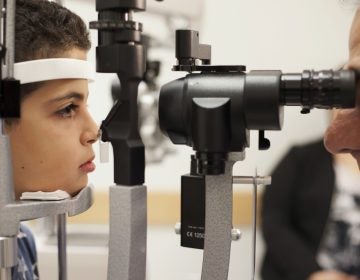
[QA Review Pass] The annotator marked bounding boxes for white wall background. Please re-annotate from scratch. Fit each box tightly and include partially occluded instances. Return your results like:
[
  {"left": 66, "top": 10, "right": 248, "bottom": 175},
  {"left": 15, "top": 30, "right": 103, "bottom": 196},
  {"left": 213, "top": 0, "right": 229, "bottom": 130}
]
[{"left": 62, "top": 0, "right": 356, "bottom": 192}]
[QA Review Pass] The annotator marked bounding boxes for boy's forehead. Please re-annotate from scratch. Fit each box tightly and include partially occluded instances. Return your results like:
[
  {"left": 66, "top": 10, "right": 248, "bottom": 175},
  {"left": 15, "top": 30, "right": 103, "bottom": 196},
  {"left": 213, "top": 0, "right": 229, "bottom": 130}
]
[
  {"left": 30, "top": 79, "right": 89, "bottom": 103},
  {"left": 63, "top": 48, "right": 87, "bottom": 60}
]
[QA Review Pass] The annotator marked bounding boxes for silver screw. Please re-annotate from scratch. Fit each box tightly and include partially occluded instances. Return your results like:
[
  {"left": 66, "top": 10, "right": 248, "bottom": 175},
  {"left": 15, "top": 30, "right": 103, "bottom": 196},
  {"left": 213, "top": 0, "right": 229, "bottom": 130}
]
[
  {"left": 174, "top": 222, "right": 181, "bottom": 235},
  {"left": 257, "top": 176, "right": 272, "bottom": 186},
  {"left": 231, "top": 228, "right": 242, "bottom": 241}
]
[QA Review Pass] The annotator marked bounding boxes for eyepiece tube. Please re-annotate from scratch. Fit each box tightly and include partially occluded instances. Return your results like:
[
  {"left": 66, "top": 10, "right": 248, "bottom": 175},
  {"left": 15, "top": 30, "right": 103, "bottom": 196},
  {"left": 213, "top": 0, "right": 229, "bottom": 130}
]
[{"left": 280, "top": 70, "right": 356, "bottom": 110}]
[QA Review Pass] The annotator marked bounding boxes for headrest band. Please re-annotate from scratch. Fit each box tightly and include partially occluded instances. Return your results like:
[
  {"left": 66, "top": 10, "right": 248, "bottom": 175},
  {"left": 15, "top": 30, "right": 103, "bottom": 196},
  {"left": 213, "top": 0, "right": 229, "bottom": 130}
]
[{"left": 2, "top": 58, "right": 95, "bottom": 84}]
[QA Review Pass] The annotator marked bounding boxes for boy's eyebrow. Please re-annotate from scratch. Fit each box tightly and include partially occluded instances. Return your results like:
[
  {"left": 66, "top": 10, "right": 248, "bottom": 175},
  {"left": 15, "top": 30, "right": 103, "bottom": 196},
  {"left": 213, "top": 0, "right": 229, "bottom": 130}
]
[{"left": 47, "top": 92, "right": 88, "bottom": 104}]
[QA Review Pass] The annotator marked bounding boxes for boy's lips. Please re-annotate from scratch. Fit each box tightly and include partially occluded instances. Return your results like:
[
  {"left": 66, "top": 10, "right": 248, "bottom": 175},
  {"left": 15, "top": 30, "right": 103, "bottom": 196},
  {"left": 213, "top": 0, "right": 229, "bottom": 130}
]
[{"left": 79, "top": 157, "right": 96, "bottom": 173}]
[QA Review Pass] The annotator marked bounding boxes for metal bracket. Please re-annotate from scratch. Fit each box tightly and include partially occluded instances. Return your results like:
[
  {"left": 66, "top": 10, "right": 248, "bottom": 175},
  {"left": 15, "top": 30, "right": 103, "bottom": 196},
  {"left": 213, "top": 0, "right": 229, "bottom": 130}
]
[{"left": 233, "top": 171, "right": 271, "bottom": 280}]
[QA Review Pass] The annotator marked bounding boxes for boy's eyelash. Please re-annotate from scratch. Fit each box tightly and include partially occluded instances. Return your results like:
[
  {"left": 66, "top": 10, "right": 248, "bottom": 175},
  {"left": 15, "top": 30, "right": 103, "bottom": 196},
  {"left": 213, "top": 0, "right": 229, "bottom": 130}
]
[{"left": 56, "top": 104, "right": 79, "bottom": 118}]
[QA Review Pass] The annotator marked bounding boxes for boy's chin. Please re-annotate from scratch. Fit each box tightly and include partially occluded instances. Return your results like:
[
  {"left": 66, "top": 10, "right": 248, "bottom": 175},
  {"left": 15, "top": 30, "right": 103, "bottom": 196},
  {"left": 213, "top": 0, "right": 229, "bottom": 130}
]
[
  {"left": 69, "top": 185, "right": 87, "bottom": 197},
  {"left": 16, "top": 180, "right": 89, "bottom": 199},
  {"left": 68, "top": 180, "right": 89, "bottom": 197}
]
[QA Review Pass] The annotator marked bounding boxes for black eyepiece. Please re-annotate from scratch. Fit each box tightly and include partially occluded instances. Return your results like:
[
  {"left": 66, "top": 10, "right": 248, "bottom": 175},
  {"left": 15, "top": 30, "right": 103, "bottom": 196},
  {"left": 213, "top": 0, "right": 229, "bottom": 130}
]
[{"left": 280, "top": 70, "right": 356, "bottom": 111}]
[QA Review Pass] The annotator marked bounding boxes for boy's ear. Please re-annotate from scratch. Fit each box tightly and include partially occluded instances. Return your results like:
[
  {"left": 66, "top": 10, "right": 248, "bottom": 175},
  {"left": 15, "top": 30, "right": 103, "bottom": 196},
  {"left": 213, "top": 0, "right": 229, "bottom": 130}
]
[{"left": 3, "top": 118, "right": 18, "bottom": 133}]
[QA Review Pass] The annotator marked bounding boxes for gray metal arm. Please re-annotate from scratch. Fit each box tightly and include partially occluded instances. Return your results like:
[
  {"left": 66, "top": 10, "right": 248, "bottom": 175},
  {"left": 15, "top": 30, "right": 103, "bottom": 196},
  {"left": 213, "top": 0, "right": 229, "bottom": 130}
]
[
  {"left": 201, "top": 153, "right": 244, "bottom": 280},
  {"left": 200, "top": 153, "right": 271, "bottom": 280}
]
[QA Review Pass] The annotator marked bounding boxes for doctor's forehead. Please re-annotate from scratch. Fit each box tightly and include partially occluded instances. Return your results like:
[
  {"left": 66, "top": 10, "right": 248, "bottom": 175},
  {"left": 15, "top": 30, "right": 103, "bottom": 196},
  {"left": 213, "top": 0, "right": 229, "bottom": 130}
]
[{"left": 349, "top": 10, "right": 360, "bottom": 56}]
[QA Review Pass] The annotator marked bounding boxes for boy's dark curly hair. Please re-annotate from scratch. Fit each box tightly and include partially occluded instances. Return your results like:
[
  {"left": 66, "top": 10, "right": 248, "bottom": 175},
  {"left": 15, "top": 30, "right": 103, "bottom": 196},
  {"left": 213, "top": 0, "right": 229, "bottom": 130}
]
[
  {"left": 15, "top": 0, "right": 91, "bottom": 62},
  {"left": 13, "top": 0, "right": 91, "bottom": 101}
]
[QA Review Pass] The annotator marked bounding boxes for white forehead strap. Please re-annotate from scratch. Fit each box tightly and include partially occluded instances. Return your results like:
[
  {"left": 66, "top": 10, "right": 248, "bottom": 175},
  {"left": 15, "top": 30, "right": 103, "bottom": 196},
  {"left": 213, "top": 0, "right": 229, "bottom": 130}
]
[{"left": 5, "top": 58, "right": 95, "bottom": 84}]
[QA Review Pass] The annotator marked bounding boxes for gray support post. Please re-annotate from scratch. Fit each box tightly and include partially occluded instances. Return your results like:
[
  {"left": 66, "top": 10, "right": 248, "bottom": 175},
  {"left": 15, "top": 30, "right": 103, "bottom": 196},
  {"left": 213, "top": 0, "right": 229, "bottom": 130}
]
[
  {"left": 0, "top": 135, "right": 15, "bottom": 206},
  {"left": 57, "top": 214, "right": 67, "bottom": 280},
  {"left": 0, "top": 237, "right": 17, "bottom": 280},
  {"left": 5, "top": 0, "right": 15, "bottom": 79},
  {"left": 107, "top": 185, "right": 147, "bottom": 280}
]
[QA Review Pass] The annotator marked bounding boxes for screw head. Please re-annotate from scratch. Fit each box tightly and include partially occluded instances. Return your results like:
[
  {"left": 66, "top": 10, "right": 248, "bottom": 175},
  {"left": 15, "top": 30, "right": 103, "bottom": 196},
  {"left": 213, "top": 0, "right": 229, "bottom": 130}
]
[
  {"left": 174, "top": 222, "right": 181, "bottom": 235},
  {"left": 231, "top": 228, "right": 242, "bottom": 241}
]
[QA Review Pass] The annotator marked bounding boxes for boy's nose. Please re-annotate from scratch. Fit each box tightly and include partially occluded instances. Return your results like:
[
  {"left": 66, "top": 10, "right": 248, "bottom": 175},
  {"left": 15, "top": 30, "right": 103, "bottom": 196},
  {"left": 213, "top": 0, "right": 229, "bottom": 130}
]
[{"left": 81, "top": 114, "right": 99, "bottom": 146}]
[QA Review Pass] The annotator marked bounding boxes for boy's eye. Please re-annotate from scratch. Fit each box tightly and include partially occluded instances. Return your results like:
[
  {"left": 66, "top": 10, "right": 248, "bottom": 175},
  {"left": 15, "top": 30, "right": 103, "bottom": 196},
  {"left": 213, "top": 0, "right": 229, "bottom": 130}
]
[{"left": 57, "top": 104, "right": 79, "bottom": 118}]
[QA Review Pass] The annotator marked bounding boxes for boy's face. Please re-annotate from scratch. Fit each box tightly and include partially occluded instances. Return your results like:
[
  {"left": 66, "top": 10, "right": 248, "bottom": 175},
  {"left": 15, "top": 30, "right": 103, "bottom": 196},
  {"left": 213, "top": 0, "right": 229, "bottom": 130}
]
[
  {"left": 7, "top": 49, "right": 98, "bottom": 198},
  {"left": 324, "top": 9, "right": 360, "bottom": 169}
]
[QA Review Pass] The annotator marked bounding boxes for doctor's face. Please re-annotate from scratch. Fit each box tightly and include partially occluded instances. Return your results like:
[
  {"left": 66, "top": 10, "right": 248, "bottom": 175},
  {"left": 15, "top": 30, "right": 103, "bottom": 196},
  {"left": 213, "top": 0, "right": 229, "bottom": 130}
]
[
  {"left": 324, "top": 8, "right": 360, "bottom": 169},
  {"left": 6, "top": 49, "right": 98, "bottom": 198}
]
